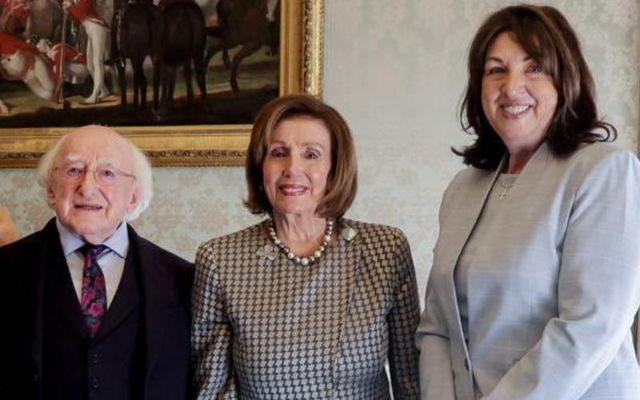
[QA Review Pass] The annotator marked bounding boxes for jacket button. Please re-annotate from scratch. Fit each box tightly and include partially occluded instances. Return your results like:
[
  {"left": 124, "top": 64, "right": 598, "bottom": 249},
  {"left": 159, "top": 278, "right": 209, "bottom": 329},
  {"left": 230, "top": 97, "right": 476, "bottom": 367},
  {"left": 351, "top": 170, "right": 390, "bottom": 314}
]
[
  {"left": 91, "top": 378, "right": 100, "bottom": 389},
  {"left": 91, "top": 353, "right": 99, "bottom": 365},
  {"left": 34, "top": 373, "right": 39, "bottom": 382}
]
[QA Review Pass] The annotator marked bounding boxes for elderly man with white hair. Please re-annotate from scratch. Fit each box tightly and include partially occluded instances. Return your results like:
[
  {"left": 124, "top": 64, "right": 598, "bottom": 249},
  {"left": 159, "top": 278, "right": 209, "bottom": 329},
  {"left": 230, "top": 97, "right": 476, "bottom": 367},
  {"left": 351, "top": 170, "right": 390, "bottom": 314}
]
[{"left": 0, "top": 125, "right": 193, "bottom": 400}]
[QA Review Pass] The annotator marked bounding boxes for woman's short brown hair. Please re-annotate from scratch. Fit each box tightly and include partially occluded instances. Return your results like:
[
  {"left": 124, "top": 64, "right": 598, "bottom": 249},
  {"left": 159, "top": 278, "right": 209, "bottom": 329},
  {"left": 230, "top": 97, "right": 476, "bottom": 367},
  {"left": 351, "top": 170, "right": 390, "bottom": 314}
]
[
  {"left": 244, "top": 94, "right": 357, "bottom": 219},
  {"left": 456, "top": 4, "right": 616, "bottom": 169}
]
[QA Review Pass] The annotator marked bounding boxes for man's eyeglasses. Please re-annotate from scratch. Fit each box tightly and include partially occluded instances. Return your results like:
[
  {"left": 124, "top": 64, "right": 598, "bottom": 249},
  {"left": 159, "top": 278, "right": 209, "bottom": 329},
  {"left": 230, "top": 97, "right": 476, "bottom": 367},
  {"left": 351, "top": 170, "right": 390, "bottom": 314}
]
[{"left": 53, "top": 165, "right": 136, "bottom": 186}]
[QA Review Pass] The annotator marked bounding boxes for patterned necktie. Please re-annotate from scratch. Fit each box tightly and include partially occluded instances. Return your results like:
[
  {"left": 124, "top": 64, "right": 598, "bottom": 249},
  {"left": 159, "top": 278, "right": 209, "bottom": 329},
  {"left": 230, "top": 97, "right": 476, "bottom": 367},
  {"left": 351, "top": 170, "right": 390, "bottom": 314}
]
[{"left": 80, "top": 244, "right": 108, "bottom": 338}]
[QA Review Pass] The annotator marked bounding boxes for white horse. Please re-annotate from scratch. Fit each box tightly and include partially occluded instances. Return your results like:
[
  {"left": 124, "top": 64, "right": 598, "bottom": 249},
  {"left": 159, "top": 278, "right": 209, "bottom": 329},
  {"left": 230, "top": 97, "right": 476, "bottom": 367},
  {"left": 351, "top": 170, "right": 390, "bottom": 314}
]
[{"left": 0, "top": 49, "right": 55, "bottom": 100}]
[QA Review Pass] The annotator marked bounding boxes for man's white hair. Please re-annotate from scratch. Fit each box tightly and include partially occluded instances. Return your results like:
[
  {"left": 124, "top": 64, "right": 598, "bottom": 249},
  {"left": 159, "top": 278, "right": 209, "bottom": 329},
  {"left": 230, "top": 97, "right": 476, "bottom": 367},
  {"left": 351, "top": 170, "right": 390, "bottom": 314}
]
[{"left": 36, "top": 126, "right": 153, "bottom": 221}]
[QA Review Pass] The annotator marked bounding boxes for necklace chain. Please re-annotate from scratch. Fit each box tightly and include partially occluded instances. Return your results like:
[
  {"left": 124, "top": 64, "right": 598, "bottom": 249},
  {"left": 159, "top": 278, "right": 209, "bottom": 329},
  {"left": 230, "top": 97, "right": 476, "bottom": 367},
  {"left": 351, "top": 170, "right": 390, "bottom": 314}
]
[
  {"left": 497, "top": 177, "right": 515, "bottom": 199},
  {"left": 268, "top": 219, "right": 334, "bottom": 267}
]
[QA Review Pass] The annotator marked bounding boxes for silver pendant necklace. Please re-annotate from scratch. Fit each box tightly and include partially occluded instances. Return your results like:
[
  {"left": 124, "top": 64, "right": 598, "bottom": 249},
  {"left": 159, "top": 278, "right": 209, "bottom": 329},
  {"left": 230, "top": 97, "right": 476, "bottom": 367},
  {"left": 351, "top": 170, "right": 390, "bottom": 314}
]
[
  {"left": 497, "top": 180, "right": 514, "bottom": 199},
  {"left": 497, "top": 174, "right": 517, "bottom": 199},
  {"left": 268, "top": 219, "right": 334, "bottom": 267}
]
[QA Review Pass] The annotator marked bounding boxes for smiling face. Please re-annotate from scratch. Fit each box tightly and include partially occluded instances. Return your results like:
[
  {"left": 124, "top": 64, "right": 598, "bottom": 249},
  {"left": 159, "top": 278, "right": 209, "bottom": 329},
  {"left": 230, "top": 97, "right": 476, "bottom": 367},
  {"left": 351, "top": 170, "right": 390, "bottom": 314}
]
[
  {"left": 262, "top": 116, "right": 332, "bottom": 220},
  {"left": 481, "top": 31, "right": 558, "bottom": 156},
  {"left": 47, "top": 127, "right": 140, "bottom": 244}
]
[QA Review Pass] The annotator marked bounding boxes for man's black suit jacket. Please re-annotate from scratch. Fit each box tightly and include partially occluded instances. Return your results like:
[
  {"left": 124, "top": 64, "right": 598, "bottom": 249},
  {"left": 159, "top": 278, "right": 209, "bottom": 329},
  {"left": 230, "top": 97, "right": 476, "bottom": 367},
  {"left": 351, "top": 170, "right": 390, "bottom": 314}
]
[{"left": 0, "top": 218, "right": 194, "bottom": 400}]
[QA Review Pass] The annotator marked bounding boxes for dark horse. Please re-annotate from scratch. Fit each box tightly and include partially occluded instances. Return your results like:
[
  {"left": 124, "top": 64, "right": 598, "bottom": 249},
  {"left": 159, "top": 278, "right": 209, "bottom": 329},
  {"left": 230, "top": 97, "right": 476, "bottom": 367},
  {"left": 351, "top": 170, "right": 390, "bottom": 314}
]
[
  {"left": 159, "top": 0, "right": 207, "bottom": 111},
  {"left": 205, "top": 0, "right": 279, "bottom": 94},
  {"left": 26, "top": 0, "right": 64, "bottom": 40},
  {"left": 115, "top": 0, "right": 164, "bottom": 111}
]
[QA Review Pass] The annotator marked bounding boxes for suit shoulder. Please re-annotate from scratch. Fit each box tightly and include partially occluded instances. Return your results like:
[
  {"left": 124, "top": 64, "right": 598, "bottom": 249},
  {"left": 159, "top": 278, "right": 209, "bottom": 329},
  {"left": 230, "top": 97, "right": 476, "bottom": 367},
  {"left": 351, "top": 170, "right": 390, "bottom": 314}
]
[
  {"left": 563, "top": 142, "right": 638, "bottom": 180},
  {"left": 0, "top": 227, "right": 47, "bottom": 262},
  {"left": 341, "top": 220, "right": 415, "bottom": 278},
  {"left": 134, "top": 234, "right": 193, "bottom": 271},
  {"left": 571, "top": 142, "right": 635, "bottom": 165},
  {"left": 197, "top": 223, "right": 263, "bottom": 256},
  {"left": 450, "top": 165, "right": 493, "bottom": 187},
  {"left": 436, "top": 165, "right": 494, "bottom": 213},
  {"left": 342, "top": 219, "right": 409, "bottom": 247},
  {"left": 194, "top": 223, "right": 264, "bottom": 282}
]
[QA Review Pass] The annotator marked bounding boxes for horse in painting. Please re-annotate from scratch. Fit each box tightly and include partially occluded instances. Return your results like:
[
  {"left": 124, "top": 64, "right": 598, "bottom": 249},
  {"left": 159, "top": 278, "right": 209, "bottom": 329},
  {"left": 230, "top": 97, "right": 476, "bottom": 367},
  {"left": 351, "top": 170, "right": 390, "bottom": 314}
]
[
  {"left": 116, "top": 0, "right": 163, "bottom": 110},
  {"left": 0, "top": 33, "right": 55, "bottom": 100},
  {"left": 205, "top": 0, "right": 278, "bottom": 94},
  {"left": 158, "top": 0, "right": 207, "bottom": 111}
]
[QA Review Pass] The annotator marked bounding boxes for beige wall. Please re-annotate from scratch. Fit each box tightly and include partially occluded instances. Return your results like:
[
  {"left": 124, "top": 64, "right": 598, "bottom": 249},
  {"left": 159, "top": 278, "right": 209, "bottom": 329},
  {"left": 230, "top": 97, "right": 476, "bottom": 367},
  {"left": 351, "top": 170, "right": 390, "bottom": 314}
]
[{"left": 1, "top": 0, "right": 638, "bottom": 298}]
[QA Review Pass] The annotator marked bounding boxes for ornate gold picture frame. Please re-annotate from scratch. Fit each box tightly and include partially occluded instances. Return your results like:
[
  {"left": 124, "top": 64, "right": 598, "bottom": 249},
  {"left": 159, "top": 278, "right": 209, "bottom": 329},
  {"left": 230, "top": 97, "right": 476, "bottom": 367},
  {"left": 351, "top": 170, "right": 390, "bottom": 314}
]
[{"left": 0, "top": 0, "right": 323, "bottom": 167}]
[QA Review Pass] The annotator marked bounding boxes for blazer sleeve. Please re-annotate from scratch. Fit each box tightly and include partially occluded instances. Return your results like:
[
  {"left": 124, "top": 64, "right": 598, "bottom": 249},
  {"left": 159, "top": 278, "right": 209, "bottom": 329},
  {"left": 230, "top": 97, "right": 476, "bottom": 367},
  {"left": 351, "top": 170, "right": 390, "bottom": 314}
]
[
  {"left": 387, "top": 230, "right": 421, "bottom": 399},
  {"left": 416, "top": 279, "right": 456, "bottom": 400},
  {"left": 484, "top": 149, "right": 640, "bottom": 399},
  {"left": 416, "top": 180, "right": 458, "bottom": 400},
  {"left": 191, "top": 242, "right": 237, "bottom": 400}
]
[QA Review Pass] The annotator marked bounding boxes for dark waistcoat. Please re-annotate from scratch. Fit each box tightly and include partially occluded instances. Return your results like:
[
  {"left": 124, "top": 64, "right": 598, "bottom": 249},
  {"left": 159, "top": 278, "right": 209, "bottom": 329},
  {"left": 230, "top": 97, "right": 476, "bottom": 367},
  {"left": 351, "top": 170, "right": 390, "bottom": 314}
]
[{"left": 42, "top": 251, "right": 144, "bottom": 400}]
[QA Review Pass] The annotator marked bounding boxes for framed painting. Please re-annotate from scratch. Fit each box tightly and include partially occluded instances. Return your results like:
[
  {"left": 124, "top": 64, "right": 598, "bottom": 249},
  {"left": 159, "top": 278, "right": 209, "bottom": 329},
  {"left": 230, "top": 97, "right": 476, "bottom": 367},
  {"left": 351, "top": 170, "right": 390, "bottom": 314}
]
[{"left": 0, "top": 0, "right": 323, "bottom": 167}]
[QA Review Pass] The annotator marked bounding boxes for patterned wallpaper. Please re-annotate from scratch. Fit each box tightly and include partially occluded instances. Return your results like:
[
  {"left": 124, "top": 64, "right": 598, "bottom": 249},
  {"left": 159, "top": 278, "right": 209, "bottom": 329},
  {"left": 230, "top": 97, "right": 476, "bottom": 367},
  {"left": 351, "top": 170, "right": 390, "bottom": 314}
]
[{"left": 0, "top": 0, "right": 638, "bottom": 299}]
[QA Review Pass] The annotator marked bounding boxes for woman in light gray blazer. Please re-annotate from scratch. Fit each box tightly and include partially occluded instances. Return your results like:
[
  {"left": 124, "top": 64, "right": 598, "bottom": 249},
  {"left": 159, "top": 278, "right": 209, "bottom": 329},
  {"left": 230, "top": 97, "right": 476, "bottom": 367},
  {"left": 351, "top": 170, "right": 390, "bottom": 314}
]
[{"left": 417, "top": 5, "right": 640, "bottom": 400}]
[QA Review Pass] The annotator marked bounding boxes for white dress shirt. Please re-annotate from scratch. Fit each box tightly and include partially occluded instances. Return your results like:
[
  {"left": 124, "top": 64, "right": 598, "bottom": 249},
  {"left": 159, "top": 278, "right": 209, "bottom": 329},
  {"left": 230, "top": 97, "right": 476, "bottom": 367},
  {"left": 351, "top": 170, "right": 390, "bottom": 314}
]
[{"left": 56, "top": 219, "right": 129, "bottom": 308}]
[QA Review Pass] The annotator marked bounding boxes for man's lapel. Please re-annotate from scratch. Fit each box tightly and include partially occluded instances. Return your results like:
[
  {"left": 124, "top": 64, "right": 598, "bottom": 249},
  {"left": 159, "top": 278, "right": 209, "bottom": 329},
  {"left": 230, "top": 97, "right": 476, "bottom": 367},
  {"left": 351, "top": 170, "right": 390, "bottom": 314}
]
[
  {"left": 26, "top": 220, "right": 65, "bottom": 393},
  {"left": 127, "top": 227, "right": 172, "bottom": 382}
]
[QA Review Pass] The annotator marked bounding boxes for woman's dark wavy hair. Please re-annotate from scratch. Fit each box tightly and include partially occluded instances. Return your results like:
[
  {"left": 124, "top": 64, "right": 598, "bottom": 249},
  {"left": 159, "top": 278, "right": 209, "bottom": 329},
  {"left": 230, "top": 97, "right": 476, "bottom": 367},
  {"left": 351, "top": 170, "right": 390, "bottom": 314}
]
[{"left": 455, "top": 4, "right": 616, "bottom": 169}]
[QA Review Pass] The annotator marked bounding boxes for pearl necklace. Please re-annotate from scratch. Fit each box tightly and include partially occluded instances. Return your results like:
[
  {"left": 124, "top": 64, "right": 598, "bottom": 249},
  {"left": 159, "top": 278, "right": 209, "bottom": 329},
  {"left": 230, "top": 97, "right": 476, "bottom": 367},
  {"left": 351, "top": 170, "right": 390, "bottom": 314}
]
[{"left": 267, "top": 219, "right": 334, "bottom": 267}]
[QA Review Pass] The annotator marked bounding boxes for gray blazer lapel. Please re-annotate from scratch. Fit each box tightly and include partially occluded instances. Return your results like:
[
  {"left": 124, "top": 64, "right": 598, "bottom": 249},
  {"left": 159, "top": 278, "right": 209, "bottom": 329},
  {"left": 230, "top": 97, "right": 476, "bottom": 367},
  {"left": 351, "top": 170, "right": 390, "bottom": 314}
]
[
  {"left": 508, "top": 141, "right": 553, "bottom": 191},
  {"left": 446, "top": 163, "right": 502, "bottom": 275},
  {"left": 437, "top": 143, "right": 553, "bottom": 370},
  {"left": 432, "top": 157, "right": 505, "bottom": 366},
  {"left": 441, "top": 142, "right": 553, "bottom": 294},
  {"left": 444, "top": 160, "right": 503, "bottom": 298}
]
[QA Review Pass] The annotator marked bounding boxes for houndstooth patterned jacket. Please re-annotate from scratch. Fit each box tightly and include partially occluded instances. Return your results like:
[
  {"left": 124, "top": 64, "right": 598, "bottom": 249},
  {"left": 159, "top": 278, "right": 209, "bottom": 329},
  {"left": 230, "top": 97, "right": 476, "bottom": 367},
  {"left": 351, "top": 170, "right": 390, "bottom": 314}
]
[{"left": 191, "top": 219, "right": 421, "bottom": 399}]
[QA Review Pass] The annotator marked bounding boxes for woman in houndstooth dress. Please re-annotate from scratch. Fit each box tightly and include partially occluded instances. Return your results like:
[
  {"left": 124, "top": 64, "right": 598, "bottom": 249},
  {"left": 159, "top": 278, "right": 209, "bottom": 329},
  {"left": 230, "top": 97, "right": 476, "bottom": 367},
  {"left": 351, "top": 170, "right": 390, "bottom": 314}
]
[{"left": 191, "top": 95, "right": 420, "bottom": 399}]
